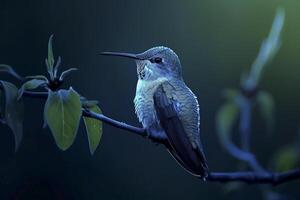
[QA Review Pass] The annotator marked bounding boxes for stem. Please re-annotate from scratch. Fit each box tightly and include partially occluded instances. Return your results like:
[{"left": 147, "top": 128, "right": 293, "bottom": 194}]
[
  {"left": 239, "top": 97, "right": 252, "bottom": 152},
  {"left": 207, "top": 169, "right": 300, "bottom": 185},
  {"left": 83, "top": 110, "right": 147, "bottom": 137},
  {"left": 237, "top": 96, "right": 266, "bottom": 172},
  {"left": 222, "top": 138, "right": 265, "bottom": 172}
]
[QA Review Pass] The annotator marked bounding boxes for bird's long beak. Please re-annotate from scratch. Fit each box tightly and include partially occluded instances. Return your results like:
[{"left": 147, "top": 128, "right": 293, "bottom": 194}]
[{"left": 100, "top": 52, "right": 142, "bottom": 60}]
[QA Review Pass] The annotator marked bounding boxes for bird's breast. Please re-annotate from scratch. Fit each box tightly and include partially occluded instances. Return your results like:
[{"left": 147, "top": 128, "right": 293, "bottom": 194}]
[{"left": 134, "top": 78, "right": 168, "bottom": 128}]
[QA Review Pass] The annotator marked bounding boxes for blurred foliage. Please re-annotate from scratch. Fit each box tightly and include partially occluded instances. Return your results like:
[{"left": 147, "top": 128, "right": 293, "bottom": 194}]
[
  {"left": 273, "top": 146, "right": 299, "bottom": 172},
  {"left": 243, "top": 8, "right": 285, "bottom": 91},
  {"left": 215, "top": 8, "right": 300, "bottom": 200},
  {"left": 216, "top": 101, "right": 239, "bottom": 145},
  {"left": 271, "top": 130, "right": 300, "bottom": 172},
  {"left": 216, "top": 9, "right": 283, "bottom": 153},
  {"left": 256, "top": 91, "right": 275, "bottom": 133}
]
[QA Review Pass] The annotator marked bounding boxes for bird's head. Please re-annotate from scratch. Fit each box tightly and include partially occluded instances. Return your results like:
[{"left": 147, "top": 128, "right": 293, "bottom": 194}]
[{"left": 101, "top": 46, "right": 182, "bottom": 81}]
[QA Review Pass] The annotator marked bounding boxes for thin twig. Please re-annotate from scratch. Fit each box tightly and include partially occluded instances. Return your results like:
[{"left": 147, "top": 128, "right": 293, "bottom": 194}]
[
  {"left": 239, "top": 97, "right": 252, "bottom": 152},
  {"left": 222, "top": 137, "right": 265, "bottom": 172},
  {"left": 83, "top": 110, "right": 147, "bottom": 137},
  {"left": 237, "top": 96, "right": 266, "bottom": 172},
  {"left": 207, "top": 169, "right": 300, "bottom": 185}
]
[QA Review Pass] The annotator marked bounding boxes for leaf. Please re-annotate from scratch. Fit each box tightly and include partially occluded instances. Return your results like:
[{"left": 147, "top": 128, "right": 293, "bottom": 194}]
[
  {"left": 83, "top": 106, "right": 103, "bottom": 155},
  {"left": 44, "top": 87, "right": 82, "bottom": 150},
  {"left": 53, "top": 56, "right": 61, "bottom": 78},
  {"left": 273, "top": 146, "right": 298, "bottom": 172},
  {"left": 18, "top": 79, "right": 47, "bottom": 100},
  {"left": 46, "top": 34, "right": 55, "bottom": 77},
  {"left": 59, "top": 68, "right": 78, "bottom": 81},
  {"left": 0, "top": 81, "right": 24, "bottom": 151},
  {"left": 216, "top": 102, "right": 239, "bottom": 143},
  {"left": 0, "top": 64, "right": 23, "bottom": 80},
  {"left": 222, "top": 88, "right": 240, "bottom": 101},
  {"left": 256, "top": 91, "right": 275, "bottom": 132},
  {"left": 26, "top": 75, "right": 49, "bottom": 82},
  {"left": 81, "top": 100, "right": 99, "bottom": 108},
  {"left": 244, "top": 9, "right": 285, "bottom": 88}
]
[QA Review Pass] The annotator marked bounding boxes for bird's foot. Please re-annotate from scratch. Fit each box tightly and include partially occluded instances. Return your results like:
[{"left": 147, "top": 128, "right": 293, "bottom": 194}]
[{"left": 146, "top": 128, "right": 168, "bottom": 145}]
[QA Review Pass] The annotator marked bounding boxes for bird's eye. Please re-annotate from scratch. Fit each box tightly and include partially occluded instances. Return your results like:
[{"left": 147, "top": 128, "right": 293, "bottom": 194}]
[{"left": 150, "top": 57, "right": 162, "bottom": 64}]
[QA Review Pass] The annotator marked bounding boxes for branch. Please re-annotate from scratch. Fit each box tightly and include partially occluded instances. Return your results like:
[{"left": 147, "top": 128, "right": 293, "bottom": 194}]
[
  {"left": 207, "top": 169, "right": 300, "bottom": 185},
  {"left": 220, "top": 94, "right": 266, "bottom": 173},
  {"left": 13, "top": 90, "right": 300, "bottom": 185},
  {"left": 83, "top": 110, "right": 147, "bottom": 137},
  {"left": 221, "top": 137, "right": 266, "bottom": 172}
]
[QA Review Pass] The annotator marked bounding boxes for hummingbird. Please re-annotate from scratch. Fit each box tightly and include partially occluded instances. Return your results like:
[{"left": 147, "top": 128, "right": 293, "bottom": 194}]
[{"left": 101, "top": 47, "right": 208, "bottom": 178}]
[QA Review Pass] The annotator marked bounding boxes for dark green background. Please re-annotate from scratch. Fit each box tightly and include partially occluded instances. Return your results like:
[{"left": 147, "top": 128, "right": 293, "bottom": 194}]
[{"left": 0, "top": 0, "right": 299, "bottom": 199}]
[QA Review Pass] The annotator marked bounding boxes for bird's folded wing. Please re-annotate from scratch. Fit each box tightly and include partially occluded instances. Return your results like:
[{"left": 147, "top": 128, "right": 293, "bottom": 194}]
[{"left": 153, "top": 85, "right": 208, "bottom": 177}]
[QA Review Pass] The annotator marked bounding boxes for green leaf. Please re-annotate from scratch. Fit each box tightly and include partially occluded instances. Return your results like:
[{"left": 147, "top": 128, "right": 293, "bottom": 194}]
[
  {"left": 46, "top": 34, "right": 55, "bottom": 77},
  {"left": 26, "top": 75, "right": 48, "bottom": 82},
  {"left": 59, "top": 68, "right": 78, "bottom": 81},
  {"left": 0, "top": 64, "right": 23, "bottom": 80},
  {"left": 273, "top": 146, "right": 298, "bottom": 172},
  {"left": 0, "top": 81, "right": 24, "bottom": 151},
  {"left": 83, "top": 106, "right": 103, "bottom": 155},
  {"left": 18, "top": 79, "right": 47, "bottom": 100},
  {"left": 216, "top": 102, "right": 239, "bottom": 142},
  {"left": 53, "top": 56, "right": 61, "bottom": 78},
  {"left": 244, "top": 9, "right": 285, "bottom": 89},
  {"left": 44, "top": 87, "right": 82, "bottom": 150},
  {"left": 81, "top": 100, "right": 99, "bottom": 109},
  {"left": 256, "top": 91, "right": 275, "bottom": 133},
  {"left": 222, "top": 88, "right": 240, "bottom": 101}
]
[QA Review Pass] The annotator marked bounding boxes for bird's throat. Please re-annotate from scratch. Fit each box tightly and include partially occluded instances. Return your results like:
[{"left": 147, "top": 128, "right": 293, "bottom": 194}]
[{"left": 136, "top": 62, "right": 146, "bottom": 80}]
